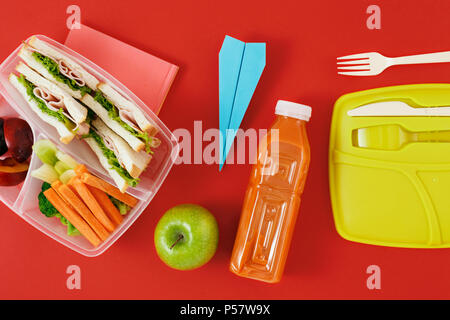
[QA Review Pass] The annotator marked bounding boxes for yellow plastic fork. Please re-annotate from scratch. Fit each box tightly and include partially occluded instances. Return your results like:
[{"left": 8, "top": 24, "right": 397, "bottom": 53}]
[{"left": 353, "top": 124, "right": 450, "bottom": 150}]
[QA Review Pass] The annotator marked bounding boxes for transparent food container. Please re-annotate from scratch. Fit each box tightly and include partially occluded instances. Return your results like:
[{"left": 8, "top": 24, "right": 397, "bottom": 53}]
[{"left": 0, "top": 35, "right": 179, "bottom": 256}]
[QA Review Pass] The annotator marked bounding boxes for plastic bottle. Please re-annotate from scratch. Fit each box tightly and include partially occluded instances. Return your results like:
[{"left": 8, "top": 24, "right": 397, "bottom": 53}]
[{"left": 229, "top": 100, "right": 311, "bottom": 283}]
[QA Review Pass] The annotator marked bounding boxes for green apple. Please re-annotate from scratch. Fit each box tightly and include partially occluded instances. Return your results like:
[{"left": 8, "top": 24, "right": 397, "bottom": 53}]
[{"left": 154, "top": 204, "right": 219, "bottom": 270}]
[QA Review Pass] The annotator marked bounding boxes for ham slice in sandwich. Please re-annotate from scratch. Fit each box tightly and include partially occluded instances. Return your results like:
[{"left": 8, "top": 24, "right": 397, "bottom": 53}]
[
  {"left": 82, "top": 118, "right": 152, "bottom": 192},
  {"left": 82, "top": 83, "right": 160, "bottom": 153},
  {"left": 18, "top": 36, "right": 99, "bottom": 100},
  {"left": 9, "top": 62, "right": 90, "bottom": 144}
]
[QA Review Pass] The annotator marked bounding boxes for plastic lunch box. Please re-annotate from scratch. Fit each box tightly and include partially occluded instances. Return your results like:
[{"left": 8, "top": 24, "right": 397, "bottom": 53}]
[
  {"left": 0, "top": 35, "right": 179, "bottom": 256},
  {"left": 329, "top": 84, "right": 450, "bottom": 248}
]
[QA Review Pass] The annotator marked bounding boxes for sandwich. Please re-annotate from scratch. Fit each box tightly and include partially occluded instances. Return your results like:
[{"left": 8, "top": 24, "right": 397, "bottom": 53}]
[
  {"left": 18, "top": 36, "right": 99, "bottom": 99},
  {"left": 82, "top": 118, "right": 153, "bottom": 192},
  {"left": 9, "top": 62, "right": 90, "bottom": 144},
  {"left": 81, "top": 83, "right": 159, "bottom": 153},
  {"left": 10, "top": 37, "right": 160, "bottom": 189}
]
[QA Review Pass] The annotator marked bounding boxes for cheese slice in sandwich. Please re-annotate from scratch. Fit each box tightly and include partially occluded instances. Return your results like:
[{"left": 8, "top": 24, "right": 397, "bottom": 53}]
[
  {"left": 82, "top": 118, "right": 152, "bottom": 192},
  {"left": 82, "top": 85, "right": 160, "bottom": 153},
  {"left": 18, "top": 36, "right": 99, "bottom": 99}
]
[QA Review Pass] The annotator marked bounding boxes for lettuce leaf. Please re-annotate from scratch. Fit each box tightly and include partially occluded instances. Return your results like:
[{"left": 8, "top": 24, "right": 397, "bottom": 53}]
[
  {"left": 109, "top": 195, "right": 131, "bottom": 215},
  {"left": 94, "top": 91, "right": 153, "bottom": 153},
  {"left": 32, "top": 52, "right": 91, "bottom": 97},
  {"left": 17, "top": 75, "right": 74, "bottom": 130}
]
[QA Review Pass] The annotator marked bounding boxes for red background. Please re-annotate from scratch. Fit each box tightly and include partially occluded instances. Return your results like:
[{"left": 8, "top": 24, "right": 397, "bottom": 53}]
[{"left": 1, "top": 0, "right": 450, "bottom": 299}]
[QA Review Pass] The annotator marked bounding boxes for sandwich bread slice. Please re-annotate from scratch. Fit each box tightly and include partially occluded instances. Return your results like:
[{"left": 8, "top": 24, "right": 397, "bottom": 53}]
[
  {"left": 98, "top": 83, "right": 158, "bottom": 136},
  {"left": 10, "top": 63, "right": 88, "bottom": 145},
  {"left": 16, "top": 62, "right": 89, "bottom": 124},
  {"left": 18, "top": 36, "right": 99, "bottom": 99},
  {"left": 9, "top": 73, "right": 75, "bottom": 144},
  {"left": 82, "top": 83, "right": 160, "bottom": 153},
  {"left": 82, "top": 118, "right": 152, "bottom": 192}
]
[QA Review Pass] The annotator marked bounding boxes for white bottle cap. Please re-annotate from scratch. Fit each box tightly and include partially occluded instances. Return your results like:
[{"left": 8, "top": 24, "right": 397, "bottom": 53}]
[{"left": 275, "top": 100, "right": 312, "bottom": 121}]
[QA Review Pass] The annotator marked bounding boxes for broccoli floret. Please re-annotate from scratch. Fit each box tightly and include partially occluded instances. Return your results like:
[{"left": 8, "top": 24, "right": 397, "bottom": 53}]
[
  {"left": 38, "top": 182, "right": 59, "bottom": 217},
  {"left": 38, "top": 182, "right": 80, "bottom": 236}
]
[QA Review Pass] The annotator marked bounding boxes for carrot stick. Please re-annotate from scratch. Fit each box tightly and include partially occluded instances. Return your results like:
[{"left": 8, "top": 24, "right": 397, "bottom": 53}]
[
  {"left": 80, "top": 172, "right": 138, "bottom": 207},
  {"left": 88, "top": 186, "right": 124, "bottom": 226},
  {"left": 74, "top": 164, "right": 88, "bottom": 176},
  {"left": 43, "top": 188, "right": 101, "bottom": 247},
  {"left": 58, "top": 184, "right": 111, "bottom": 241},
  {"left": 74, "top": 166, "right": 123, "bottom": 225},
  {"left": 71, "top": 178, "right": 116, "bottom": 232},
  {"left": 74, "top": 166, "right": 122, "bottom": 224},
  {"left": 51, "top": 180, "right": 65, "bottom": 198},
  {"left": 68, "top": 177, "right": 116, "bottom": 232}
]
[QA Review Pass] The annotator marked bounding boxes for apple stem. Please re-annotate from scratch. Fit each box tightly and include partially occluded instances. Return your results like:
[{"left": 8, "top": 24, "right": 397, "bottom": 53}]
[{"left": 170, "top": 234, "right": 184, "bottom": 250}]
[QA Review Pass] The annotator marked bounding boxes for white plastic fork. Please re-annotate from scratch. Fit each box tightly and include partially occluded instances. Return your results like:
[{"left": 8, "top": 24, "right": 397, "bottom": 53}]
[{"left": 337, "top": 51, "right": 450, "bottom": 76}]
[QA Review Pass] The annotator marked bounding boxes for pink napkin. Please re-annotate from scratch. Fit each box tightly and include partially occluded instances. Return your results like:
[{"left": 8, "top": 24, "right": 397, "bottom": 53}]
[{"left": 64, "top": 24, "right": 178, "bottom": 115}]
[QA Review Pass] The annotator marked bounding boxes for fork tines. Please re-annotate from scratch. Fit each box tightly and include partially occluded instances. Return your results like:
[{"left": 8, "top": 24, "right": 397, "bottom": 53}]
[{"left": 337, "top": 53, "right": 371, "bottom": 75}]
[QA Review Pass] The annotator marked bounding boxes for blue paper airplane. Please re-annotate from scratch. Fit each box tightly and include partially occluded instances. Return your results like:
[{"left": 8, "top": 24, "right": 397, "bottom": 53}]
[{"left": 219, "top": 35, "right": 266, "bottom": 170}]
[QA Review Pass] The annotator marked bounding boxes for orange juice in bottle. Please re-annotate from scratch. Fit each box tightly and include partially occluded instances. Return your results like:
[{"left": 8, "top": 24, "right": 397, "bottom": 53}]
[{"left": 230, "top": 100, "right": 311, "bottom": 283}]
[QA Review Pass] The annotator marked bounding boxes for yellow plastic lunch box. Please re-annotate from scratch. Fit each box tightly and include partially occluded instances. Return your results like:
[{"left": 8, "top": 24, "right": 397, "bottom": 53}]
[{"left": 329, "top": 84, "right": 450, "bottom": 248}]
